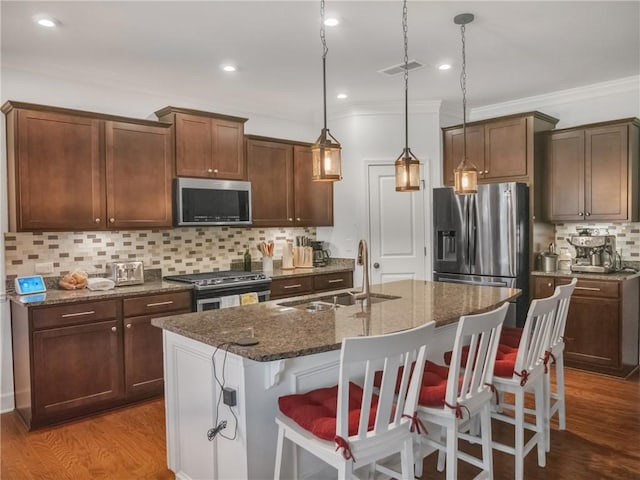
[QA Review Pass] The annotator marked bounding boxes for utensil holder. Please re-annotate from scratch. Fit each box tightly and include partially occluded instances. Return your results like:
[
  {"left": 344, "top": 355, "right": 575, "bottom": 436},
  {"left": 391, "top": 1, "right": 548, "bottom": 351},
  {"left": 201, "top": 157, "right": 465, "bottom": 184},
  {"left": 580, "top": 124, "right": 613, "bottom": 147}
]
[
  {"left": 293, "top": 246, "right": 313, "bottom": 268},
  {"left": 262, "top": 256, "right": 273, "bottom": 274}
]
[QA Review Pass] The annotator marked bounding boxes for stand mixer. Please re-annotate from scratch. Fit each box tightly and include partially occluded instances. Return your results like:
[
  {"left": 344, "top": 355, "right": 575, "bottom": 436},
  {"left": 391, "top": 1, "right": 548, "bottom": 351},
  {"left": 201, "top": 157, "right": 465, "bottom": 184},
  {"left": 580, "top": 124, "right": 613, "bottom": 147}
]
[{"left": 568, "top": 232, "right": 617, "bottom": 273}]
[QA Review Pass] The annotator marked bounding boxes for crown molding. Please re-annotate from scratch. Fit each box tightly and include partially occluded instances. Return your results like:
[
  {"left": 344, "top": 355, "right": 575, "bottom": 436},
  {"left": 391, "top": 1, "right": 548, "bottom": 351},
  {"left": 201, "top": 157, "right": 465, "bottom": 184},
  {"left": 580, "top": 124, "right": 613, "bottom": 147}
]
[
  {"left": 471, "top": 75, "right": 639, "bottom": 120},
  {"left": 332, "top": 100, "right": 442, "bottom": 121}
]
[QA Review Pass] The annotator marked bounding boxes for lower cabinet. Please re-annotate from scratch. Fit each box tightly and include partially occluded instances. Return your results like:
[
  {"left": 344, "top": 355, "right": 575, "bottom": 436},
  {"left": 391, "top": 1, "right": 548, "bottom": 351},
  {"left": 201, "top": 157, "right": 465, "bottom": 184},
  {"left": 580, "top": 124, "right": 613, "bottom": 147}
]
[
  {"left": 532, "top": 275, "right": 639, "bottom": 377},
  {"left": 270, "top": 271, "right": 353, "bottom": 300},
  {"left": 10, "top": 290, "right": 192, "bottom": 430}
]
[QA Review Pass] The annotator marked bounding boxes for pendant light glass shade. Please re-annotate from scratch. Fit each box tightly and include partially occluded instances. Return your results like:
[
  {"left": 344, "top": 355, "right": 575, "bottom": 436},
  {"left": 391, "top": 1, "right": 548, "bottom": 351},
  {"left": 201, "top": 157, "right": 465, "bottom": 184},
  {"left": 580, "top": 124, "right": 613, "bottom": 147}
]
[
  {"left": 454, "top": 157, "right": 478, "bottom": 194},
  {"left": 395, "top": 148, "right": 420, "bottom": 192},
  {"left": 453, "top": 13, "right": 477, "bottom": 195},
  {"left": 312, "top": 128, "right": 342, "bottom": 181},
  {"left": 313, "top": 0, "right": 342, "bottom": 182},
  {"left": 394, "top": 0, "right": 421, "bottom": 192}
]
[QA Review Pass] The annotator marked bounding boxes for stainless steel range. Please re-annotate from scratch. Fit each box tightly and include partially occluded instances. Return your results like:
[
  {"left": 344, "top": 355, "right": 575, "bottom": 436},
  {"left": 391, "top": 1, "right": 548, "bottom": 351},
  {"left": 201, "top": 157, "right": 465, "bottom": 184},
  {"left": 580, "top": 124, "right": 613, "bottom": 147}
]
[{"left": 164, "top": 271, "right": 271, "bottom": 312}]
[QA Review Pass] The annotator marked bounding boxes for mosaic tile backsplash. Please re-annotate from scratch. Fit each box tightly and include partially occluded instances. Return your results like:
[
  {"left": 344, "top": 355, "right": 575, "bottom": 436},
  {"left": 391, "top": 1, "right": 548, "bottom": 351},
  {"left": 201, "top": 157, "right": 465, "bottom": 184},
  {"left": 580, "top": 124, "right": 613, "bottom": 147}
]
[
  {"left": 4, "top": 227, "right": 317, "bottom": 280},
  {"left": 554, "top": 222, "right": 640, "bottom": 261}
]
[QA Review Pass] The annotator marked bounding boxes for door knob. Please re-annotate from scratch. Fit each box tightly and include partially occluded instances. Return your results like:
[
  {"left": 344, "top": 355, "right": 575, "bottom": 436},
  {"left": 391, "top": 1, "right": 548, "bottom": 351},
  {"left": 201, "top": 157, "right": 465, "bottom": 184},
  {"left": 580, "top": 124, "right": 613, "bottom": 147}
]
[{"left": 373, "top": 262, "right": 380, "bottom": 269}]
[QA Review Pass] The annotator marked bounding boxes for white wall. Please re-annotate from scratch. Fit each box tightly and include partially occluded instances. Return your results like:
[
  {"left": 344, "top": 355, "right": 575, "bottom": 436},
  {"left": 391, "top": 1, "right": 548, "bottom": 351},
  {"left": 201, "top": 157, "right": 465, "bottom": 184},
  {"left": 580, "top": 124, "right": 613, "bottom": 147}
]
[
  {"left": 0, "top": 67, "right": 318, "bottom": 412},
  {"left": 316, "top": 101, "right": 442, "bottom": 286}
]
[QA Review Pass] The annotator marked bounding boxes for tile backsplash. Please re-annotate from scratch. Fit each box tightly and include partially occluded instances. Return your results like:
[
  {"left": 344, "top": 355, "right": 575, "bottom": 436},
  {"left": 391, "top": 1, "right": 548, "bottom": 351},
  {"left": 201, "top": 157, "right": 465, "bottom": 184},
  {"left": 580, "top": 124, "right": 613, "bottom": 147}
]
[
  {"left": 554, "top": 222, "right": 640, "bottom": 260},
  {"left": 4, "top": 227, "right": 317, "bottom": 280}
]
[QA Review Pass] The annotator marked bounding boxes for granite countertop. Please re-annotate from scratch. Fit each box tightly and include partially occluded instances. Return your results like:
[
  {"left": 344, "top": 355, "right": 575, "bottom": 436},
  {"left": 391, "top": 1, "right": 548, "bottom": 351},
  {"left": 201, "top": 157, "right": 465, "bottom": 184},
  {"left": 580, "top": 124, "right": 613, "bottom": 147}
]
[
  {"left": 531, "top": 269, "right": 640, "bottom": 281},
  {"left": 268, "top": 261, "right": 354, "bottom": 279},
  {"left": 152, "top": 279, "right": 520, "bottom": 362},
  {"left": 8, "top": 280, "right": 193, "bottom": 307}
]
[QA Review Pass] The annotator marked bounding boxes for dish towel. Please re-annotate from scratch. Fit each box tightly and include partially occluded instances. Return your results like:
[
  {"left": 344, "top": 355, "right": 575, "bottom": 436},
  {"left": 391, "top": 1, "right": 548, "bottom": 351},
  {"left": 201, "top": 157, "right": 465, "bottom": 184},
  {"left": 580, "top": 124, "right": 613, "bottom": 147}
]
[
  {"left": 240, "top": 292, "right": 259, "bottom": 305},
  {"left": 220, "top": 295, "right": 241, "bottom": 309}
]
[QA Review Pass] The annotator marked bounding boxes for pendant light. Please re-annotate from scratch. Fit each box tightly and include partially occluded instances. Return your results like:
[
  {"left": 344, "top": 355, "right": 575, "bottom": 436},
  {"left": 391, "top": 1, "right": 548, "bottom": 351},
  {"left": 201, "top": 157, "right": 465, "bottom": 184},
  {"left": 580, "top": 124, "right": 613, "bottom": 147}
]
[
  {"left": 312, "top": 0, "right": 342, "bottom": 182},
  {"left": 453, "top": 13, "right": 478, "bottom": 195},
  {"left": 394, "top": 0, "right": 420, "bottom": 192}
]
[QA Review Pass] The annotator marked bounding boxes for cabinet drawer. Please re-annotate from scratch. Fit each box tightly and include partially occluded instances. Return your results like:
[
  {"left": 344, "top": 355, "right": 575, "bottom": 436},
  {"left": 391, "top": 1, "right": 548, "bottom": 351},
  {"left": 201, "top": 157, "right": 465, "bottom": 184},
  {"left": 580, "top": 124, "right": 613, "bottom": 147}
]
[
  {"left": 270, "top": 277, "right": 314, "bottom": 299},
  {"left": 32, "top": 300, "right": 118, "bottom": 330},
  {"left": 123, "top": 291, "right": 192, "bottom": 317},
  {"left": 314, "top": 272, "right": 353, "bottom": 292},
  {"left": 557, "top": 278, "right": 619, "bottom": 299}
]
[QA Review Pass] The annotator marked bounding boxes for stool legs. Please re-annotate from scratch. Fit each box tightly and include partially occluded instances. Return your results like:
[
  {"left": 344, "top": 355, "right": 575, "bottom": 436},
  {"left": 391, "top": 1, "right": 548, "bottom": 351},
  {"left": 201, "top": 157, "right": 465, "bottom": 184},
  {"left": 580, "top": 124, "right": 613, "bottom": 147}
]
[
  {"left": 274, "top": 425, "right": 285, "bottom": 480},
  {"left": 556, "top": 354, "right": 567, "bottom": 430},
  {"left": 480, "top": 403, "right": 494, "bottom": 478},
  {"left": 534, "top": 382, "right": 547, "bottom": 469},
  {"left": 514, "top": 389, "right": 525, "bottom": 480}
]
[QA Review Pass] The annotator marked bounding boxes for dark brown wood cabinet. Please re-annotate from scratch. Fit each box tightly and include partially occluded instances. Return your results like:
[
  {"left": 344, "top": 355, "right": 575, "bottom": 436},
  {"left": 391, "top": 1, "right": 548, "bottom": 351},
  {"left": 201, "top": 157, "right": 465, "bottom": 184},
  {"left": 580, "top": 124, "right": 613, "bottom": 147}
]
[
  {"left": 155, "top": 107, "right": 247, "bottom": 180},
  {"left": 2, "top": 101, "right": 173, "bottom": 232},
  {"left": 105, "top": 121, "right": 173, "bottom": 229},
  {"left": 546, "top": 118, "right": 640, "bottom": 222},
  {"left": 10, "top": 289, "right": 192, "bottom": 430},
  {"left": 532, "top": 275, "right": 639, "bottom": 377},
  {"left": 442, "top": 112, "right": 558, "bottom": 186},
  {"left": 270, "top": 271, "right": 353, "bottom": 300},
  {"left": 246, "top": 135, "right": 333, "bottom": 227}
]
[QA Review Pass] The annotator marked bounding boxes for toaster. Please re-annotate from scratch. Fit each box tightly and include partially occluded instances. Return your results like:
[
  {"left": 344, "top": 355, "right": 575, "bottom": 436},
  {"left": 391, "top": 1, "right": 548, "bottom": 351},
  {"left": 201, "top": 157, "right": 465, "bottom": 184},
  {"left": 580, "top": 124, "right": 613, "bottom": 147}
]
[{"left": 107, "top": 261, "right": 144, "bottom": 286}]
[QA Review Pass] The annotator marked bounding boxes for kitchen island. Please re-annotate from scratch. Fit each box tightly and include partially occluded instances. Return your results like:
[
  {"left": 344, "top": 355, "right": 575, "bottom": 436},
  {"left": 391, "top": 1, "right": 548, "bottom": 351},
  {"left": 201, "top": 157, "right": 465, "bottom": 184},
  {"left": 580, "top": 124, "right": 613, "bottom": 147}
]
[{"left": 152, "top": 279, "right": 519, "bottom": 479}]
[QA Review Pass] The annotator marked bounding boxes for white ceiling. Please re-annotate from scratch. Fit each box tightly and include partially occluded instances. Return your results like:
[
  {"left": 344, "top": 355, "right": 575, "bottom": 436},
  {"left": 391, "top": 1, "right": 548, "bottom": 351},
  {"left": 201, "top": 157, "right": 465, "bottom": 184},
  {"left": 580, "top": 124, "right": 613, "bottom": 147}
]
[{"left": 2, "top": 1, "right": 639, "bottom": 124}]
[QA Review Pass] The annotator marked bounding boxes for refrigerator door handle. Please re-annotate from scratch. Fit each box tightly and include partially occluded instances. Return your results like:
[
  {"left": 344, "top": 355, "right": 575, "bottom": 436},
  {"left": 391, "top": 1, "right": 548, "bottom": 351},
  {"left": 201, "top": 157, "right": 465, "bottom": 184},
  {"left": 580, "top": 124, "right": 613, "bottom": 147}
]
[
  {"left": 506, "top": 187, "right": 516, "bottom": 276},
  {"left": 470, "top": 195, "right": 477, "bottom": 267},
  {"left": 441, "top": 277, "right": 509, "bottom": 287}
]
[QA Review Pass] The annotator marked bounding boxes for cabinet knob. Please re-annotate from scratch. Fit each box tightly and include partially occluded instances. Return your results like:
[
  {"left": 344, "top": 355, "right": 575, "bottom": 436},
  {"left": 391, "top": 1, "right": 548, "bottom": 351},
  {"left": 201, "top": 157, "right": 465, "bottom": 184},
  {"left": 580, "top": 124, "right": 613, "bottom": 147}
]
[
  {"left": 585, "top": 212, "right": 591, "bottom": 216},
  {"left": 484, "top": 170, "right": 489, "bottom": 174},
  {"left": 213, "top": 169, "right": 219, "bottom": 173},
  {"left": 547, "top": 282, "right": 552, "bottom": 287},
  {"left": 126, "top": 323, "right": 132, "bottom": 329},
  {"left": 207, "top": 168, "right": 213, "bottom": 173},
  {"left": 288, "top": 218, "right": 293, "bottom": 222},
  {"left": 578, "top": 212, "right": 584, "bottom": 216},
  {"left": 111, "top": 326, "right": 117, "bottom": 333},
  {"left": 296, "top": 217, "right": 301, "bottom": 221},
  {"left": 109, "top": 218, "right": 115, "bottom": 223},
  {"left": 95, "top": 218, "right": 100, "bottom": 223}
]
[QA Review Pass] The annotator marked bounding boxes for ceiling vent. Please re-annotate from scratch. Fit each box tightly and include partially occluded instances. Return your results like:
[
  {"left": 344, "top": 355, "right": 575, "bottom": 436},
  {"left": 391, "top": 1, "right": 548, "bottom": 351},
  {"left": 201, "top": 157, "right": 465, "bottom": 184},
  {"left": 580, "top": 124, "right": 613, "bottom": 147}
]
[{"left": 379, "top": 60, "right": 425, "bottom": 76}]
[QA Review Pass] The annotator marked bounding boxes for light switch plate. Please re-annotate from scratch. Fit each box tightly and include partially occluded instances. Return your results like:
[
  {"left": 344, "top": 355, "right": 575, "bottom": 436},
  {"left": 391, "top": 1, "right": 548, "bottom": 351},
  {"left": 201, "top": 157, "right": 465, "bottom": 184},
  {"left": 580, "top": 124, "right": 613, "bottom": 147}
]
[{"left": 35, "top": 262, "right": 54, "bottom": 274}]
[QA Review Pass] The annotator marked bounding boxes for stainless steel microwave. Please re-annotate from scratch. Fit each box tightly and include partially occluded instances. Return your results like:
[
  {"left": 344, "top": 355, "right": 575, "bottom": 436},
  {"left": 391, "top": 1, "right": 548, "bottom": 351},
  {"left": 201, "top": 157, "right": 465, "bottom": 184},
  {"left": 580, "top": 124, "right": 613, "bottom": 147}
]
[{"left": 174, "top": 178, "right": 252, "bottom": 226}]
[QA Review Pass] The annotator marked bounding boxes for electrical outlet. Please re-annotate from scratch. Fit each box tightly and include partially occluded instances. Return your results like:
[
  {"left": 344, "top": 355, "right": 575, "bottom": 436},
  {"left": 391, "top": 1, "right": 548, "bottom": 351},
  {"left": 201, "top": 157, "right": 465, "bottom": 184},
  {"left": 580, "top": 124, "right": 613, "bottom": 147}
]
[{"left": 35, "top": 262, "right": 54, "bottom": 274}]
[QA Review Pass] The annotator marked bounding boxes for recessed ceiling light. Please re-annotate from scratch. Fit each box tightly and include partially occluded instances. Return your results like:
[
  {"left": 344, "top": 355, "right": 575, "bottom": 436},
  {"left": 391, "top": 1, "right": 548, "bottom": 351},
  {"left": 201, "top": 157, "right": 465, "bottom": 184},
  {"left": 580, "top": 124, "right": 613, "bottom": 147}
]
[
  {"left": 337, "top": 93, "right": 348, "bottom": 99},
  {"left": 324, "top": 18, "right": 339, "bottom": 27},
  {"left": 438, "top": 64, "right": 452, "bottom": 71},
  {"left": 222, "top": 65, "right": 237, "bottom": 72},
  {"left": 33, "top": 15, "right": 59, "bottom": 28}
]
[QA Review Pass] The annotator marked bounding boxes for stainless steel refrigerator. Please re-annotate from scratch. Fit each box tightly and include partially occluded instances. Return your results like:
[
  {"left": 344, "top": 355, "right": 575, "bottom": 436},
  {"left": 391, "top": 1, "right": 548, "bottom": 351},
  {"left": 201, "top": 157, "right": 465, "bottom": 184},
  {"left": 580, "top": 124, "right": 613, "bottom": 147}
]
[{"left": 432, "top": 182, "right": 529, "bottom": 327}]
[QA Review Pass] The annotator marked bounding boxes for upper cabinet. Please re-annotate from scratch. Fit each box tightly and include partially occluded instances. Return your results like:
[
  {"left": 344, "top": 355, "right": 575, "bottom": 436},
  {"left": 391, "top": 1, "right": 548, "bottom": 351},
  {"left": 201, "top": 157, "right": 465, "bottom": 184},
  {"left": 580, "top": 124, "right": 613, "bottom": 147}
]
[
  {"left": 246, "top": 136, "right": 333, "bottom": 227},
  {"left": 442, "top": 111, "right": 558, "bottom": 186},
  {"left": 546, "top": 118, "right": 639, "bottom": 222},
  {"left": 155, "top": 107, "right": 247, "bottom": 180},
  {"left": 2, "top": 101, "right": 173, "bottom": 232}
]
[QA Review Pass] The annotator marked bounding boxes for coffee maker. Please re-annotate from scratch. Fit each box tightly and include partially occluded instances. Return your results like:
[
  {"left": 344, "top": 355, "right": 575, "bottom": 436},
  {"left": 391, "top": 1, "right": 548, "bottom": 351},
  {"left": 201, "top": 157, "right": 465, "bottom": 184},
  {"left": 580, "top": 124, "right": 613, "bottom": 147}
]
[
  {"left": 568, "top": 230, "right": 617, "bottom": 273},
  {"left": 311, "top": 241, "right": 330, "bottom": 267}
]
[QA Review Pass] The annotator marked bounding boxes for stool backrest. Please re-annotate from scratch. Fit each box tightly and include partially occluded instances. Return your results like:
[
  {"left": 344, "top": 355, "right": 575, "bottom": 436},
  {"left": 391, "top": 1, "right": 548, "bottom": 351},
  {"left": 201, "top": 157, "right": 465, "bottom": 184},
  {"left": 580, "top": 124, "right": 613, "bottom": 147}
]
[
  {"left": 548, "top": 278, "right": 577, "bottom": 351},
  {"left": 446, "top": 302, "right": 509, "bottom": 408},
  {"left": 337, "top": 321, "right": 435, "bottom": 441},
  {"left": 514, "top": 290, "right": 560, "bottom": 374}
]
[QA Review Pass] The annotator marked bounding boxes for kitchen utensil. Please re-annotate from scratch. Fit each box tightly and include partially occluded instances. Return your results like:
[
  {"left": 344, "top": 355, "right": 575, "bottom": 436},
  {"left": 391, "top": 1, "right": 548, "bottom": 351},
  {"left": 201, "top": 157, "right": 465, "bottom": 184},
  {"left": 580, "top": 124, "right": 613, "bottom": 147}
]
[{"left": 282, "top": 241, "right": 294, "bottom": 270}]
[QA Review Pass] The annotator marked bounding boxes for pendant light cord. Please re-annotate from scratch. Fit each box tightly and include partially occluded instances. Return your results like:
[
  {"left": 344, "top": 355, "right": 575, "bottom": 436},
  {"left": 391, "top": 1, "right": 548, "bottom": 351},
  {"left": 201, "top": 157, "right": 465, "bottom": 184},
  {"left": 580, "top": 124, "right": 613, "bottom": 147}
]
[
  {"left": 320, "top": 0, "right": 328, "bottom": 131},
  {"left": 460, "top": 22, "right": 467, "bottom": 160},
  {"left": 403, "top": 0, "right": 409, "bottom": 151}
]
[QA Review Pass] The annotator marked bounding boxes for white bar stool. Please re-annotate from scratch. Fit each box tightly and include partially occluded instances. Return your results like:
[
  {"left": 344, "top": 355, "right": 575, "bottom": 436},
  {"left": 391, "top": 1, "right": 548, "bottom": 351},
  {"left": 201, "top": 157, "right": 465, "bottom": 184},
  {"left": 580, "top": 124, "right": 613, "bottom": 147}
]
[{"left": 274, "top": 321, "right": 435, "bottom": 480}]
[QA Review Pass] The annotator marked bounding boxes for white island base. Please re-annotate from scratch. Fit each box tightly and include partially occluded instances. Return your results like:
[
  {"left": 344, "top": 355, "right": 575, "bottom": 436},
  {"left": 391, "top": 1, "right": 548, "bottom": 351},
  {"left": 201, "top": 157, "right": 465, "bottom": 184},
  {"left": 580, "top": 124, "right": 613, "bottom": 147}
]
[{"left": 162, "top": 325, "right": 457, "bottom": 480}]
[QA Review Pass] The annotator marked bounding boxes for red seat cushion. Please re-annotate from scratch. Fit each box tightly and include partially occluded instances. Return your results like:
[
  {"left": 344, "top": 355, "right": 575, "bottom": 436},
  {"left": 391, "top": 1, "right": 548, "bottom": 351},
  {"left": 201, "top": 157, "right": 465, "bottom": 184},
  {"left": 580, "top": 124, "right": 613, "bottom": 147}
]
[
  {"left": 500, "top": 326, "right": 523, "bottom": 348},
  {"left": 278, "top": 383, "right": 379, "bottom": 441},
  {"left": 418, "top": 360, "right": 451, "bottom": 407},
  {"left": 494, "top": 344, "right": 518, "bottom": 377}
]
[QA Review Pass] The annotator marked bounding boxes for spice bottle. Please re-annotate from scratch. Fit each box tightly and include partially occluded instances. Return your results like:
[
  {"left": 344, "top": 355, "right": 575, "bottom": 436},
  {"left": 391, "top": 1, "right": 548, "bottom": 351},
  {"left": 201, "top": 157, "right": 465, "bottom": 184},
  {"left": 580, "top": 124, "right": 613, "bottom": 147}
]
[{"left": 243, "top": 249, "right": 252, "bottom": 272}]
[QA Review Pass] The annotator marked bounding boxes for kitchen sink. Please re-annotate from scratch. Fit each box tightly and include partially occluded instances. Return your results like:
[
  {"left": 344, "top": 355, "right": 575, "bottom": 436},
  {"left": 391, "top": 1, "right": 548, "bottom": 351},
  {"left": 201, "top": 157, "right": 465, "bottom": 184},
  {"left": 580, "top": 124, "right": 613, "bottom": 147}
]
[{"left": 277, "top": 292, "right": 401, "bottom": 312}]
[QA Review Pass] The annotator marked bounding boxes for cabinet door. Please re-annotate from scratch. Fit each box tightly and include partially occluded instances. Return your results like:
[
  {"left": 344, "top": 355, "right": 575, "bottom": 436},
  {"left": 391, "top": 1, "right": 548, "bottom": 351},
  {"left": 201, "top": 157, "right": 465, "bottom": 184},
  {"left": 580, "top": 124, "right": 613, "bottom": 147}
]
[
  {"left": 532, "top": 276, "right": 555, "bottom": 299},
  {"left": 293, "top": 145, "right": 333, "bottom": 226},
  {"left": 564, "top": 297, "right": 620, "bottom": 370},
  {"left": 442, "top": 125, "right": 485, "bottom": 186},
  {"left": 105, "top": 121, "right": 173, "bottom": 229},
  {"left": 247, "top": 139, "right": 294, "bottom": 227},
  {"left": 585, "top": 125, "right": 628, "bottom": 220},
  {"left": 270, "top": 276, "right": 314, "bottom": 299},
  {"left": 175, "top": 113, "right": 213, "bottom": 177},
  {"left": 484, "top": 117, "right": 528, "bottom": 180},
  {"left": 123, "top": 314, "right": 167, "bottom": 398},
  {"left": 211, "top": 118, "right": 245, "bottom": 180},
  {"left": 32, "top": 320, "right": 123, "bottom": 421},
  {"left": 15, "top": 109, "right": 104, "bottom": 231},
  {"left": 547, "top": 130, "right": 585, "bottom": 221}
]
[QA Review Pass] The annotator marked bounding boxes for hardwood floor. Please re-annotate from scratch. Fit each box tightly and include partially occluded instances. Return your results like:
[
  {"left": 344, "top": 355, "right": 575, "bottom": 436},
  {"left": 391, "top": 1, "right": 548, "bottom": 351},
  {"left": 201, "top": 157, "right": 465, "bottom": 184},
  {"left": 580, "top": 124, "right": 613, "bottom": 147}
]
[{"left": 1, "top": 367, "right": 639, "bottom": 479}]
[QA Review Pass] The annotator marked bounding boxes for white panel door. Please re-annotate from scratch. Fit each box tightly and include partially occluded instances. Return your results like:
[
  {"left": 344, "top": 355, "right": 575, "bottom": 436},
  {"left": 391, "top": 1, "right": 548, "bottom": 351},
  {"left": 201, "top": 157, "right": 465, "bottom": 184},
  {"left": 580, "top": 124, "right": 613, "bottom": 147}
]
[{"left": 367, "top": 164, "right": 426, "bottom": 284}]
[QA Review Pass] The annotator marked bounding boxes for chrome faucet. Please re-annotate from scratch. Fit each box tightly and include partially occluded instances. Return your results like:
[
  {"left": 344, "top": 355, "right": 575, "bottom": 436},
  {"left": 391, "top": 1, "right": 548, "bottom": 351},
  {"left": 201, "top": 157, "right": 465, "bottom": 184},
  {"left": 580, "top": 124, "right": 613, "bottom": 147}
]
[{"left": 352, "top": 239, "right": 370, "bottom": 302}]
